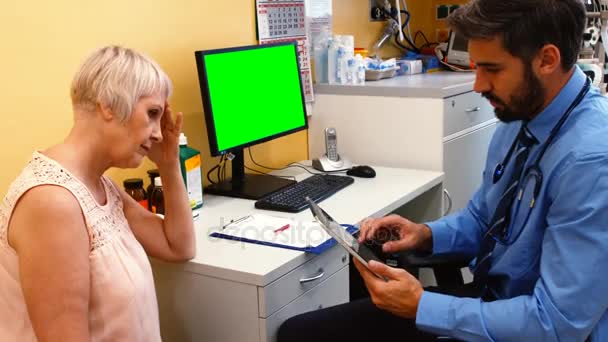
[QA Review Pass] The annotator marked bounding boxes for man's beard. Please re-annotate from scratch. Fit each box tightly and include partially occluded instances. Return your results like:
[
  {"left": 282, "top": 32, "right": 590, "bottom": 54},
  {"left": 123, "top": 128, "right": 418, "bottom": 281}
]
[{"left": 482, "top": 65, "right": 546, "bottom": 123}]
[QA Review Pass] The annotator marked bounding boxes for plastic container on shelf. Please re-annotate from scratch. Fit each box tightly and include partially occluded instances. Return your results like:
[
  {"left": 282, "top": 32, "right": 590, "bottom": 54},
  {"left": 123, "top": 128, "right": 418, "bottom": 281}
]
[
  {"left": 354, "top": 48, "right": 368, "bottom": 58},
  {"left": 365, "top": 67, "right": 399, "bottom": 81},
  {"left": 179, "top": 133, "right": 203, "bottom": 210}
]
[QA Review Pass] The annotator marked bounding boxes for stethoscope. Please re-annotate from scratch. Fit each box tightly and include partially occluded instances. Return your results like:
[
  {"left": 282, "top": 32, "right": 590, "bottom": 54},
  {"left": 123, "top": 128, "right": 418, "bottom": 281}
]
[{"left": 490, "top": 77, "right": 591, "bottom": 244}]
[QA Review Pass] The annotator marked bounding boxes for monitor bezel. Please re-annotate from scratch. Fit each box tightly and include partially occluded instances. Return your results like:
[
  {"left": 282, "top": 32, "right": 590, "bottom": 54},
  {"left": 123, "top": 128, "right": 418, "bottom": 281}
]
[{"left": 194, "top": 41, "right": 309, "bottom": 157}]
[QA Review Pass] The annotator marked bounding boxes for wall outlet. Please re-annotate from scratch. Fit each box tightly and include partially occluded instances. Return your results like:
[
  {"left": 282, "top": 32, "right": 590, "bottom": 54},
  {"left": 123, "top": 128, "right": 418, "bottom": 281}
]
[
  {"left": 369, "top": 0, "right": 398, "bottom": 21},
  {"left": 436, "top": 4, "right": 460, "bottom": 20},
  {"left": 436, "top": 28, "right": 450, "bottom": 42},
  {"left": 436, "top": 4, "right": 450, "bottom": 20}
]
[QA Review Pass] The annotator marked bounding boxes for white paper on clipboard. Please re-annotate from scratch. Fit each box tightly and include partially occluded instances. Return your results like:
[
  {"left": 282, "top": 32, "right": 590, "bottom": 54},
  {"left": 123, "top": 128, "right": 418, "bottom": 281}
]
[{"left": 256, "top": 0, "right": 314, "bottom": 103}]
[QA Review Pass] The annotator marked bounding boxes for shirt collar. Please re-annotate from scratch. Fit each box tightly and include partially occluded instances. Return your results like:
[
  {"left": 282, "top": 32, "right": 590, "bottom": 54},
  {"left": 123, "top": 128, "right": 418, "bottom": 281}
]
[{"left": 525, "top": 66, "right": 587, "bottom": 144}]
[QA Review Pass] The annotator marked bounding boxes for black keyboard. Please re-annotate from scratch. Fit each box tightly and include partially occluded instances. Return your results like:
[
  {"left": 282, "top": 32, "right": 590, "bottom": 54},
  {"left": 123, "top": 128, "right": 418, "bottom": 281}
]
[{"left": 254, "top": 174, "right": 354, "bottom": 213}]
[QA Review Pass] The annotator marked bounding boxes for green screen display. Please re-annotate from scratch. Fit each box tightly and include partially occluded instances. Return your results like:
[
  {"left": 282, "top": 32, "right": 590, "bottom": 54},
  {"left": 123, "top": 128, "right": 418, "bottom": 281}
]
[{"left": 202, "top": 44, "right": 306, "bottom": 153}]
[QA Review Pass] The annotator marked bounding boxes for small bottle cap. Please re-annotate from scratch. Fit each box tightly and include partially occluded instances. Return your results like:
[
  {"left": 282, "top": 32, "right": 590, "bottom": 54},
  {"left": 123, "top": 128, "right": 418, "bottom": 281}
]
[
  {"left": 147, "top": 169, "right": 160, "bottom": 178},
  {"left": 154, "top": 177, "right": 163, "bottom": 187},
  {"left": 179, "top": 133, "right": 188, "bottom": 146},
  {"left": 124, "top": 178, "right": 144, "bottom": 190}
]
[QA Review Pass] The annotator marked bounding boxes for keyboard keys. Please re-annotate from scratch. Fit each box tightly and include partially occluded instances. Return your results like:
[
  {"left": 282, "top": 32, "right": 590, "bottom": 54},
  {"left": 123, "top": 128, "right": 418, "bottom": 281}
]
[{"left": 254, "top": 174, "right": 354, "bottom": 212}]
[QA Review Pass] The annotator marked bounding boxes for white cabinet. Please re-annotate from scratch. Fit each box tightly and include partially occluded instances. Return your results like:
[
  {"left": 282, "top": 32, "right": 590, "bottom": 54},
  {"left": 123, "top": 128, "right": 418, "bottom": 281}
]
[
  {"left": 152, "top": 244, "right": 349, "bottom": 342},
  {"left": 444, "top": 121, "right": 496, "bottom": 212},
  {"left": 310, "top": 73, "right": 497, "bottom": 213},
  {"left": 442, "top": 91, "right": 497, "bottom": 213}
]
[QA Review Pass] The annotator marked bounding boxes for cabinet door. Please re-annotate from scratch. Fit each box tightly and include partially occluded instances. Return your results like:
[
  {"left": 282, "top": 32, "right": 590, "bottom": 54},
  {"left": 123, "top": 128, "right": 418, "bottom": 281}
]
[
  {"left": 259, "top": 266, "right": 349, "bottom": 342},
  {"left": 443, "top": 122, "right": 497, "bottom": 213}
]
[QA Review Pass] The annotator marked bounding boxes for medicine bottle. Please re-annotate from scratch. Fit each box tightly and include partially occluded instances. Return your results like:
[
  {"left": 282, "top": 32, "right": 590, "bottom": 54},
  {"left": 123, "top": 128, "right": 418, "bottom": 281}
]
[
  {"left": 178, "top": 133, "right": 203, "bottom": 209},
  {"left": 123, "top": 178, "right": 148, "bottom": 209},
  {"left": 150, "top": 177, "right": 165, "bottom": 215},
  {"left": 146, "top": 169, "right": 160, "bottom": 210}
]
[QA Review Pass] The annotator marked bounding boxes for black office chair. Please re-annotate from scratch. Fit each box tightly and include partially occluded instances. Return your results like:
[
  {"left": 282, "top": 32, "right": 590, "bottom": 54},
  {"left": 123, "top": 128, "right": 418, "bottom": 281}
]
[
  {"left": 399, "top": 251, "right": 473, "bottom": 289},
  {"left": 349, "top": 245, "right": 472, "bottom": 342}
]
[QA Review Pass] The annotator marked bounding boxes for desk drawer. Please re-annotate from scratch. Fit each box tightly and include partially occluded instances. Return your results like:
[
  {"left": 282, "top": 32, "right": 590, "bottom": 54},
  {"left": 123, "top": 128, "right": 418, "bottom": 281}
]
[
  {"left": 443, "top": 91, "right": 494, "bottom": 137},
  {"left": 259, "top": 266, "right": 349, "bottom": 342},
  {"left": 258, "top": 245, "right": 348, "bottom": 318}
]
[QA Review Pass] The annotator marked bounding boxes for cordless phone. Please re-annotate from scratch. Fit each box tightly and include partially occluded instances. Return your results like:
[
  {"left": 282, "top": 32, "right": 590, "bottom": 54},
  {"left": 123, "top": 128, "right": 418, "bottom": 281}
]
[
  {"left": 325, "top": 127, "right": 339, "bottom": 161},
  {"left": 312, "top": 127, "right": 352, "bottom": 172}
]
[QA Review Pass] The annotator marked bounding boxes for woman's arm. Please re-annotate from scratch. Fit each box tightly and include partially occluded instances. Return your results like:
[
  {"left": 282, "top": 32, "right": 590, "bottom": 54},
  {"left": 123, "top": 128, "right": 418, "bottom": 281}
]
[
  {"left": 121, "top": 103, "right": 196, "bottom": 262},
  {"left": 116, "top": 164, "right": 195, "bottom": 262},
  {"left": 9, "top": 185, "right": 90, "bottom": 342}
]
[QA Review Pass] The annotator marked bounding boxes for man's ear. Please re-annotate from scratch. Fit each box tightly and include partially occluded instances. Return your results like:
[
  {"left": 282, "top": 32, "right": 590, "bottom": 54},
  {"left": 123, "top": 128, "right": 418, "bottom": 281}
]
[
  {"left": 535, "top": 44, "right": 562, "bottom": 76},
  {"left": 97, "top": 102, "right": 115, "bottom": 122}
]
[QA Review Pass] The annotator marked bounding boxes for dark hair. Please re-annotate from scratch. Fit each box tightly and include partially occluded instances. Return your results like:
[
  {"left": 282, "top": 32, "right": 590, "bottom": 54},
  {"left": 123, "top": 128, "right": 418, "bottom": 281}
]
[{"left": 447, "top": 0, "right": 586, "bottom": 70}]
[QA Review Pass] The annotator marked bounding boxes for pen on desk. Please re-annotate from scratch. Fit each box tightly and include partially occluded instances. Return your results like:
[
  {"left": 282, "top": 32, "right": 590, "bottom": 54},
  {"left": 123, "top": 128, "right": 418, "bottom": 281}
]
[
  {"left": 223, "top": 215, "right": 252, "bottom": 229},
  {"left": 274, "top": 224, "right": 290, "bottom": 234}
]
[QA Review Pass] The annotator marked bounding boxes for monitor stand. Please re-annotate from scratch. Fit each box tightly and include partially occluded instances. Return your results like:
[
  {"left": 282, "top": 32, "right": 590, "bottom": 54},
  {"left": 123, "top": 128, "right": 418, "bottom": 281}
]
[{"left": 204, "top": 150, "right": 296, "bottom": 200}]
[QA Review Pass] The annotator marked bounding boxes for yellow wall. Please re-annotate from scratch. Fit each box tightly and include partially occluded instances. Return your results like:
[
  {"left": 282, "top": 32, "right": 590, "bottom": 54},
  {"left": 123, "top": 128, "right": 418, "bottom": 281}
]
[
  {"left": 0, "top": 0, "right": 308, "bottom": 194},
  {"left": 1, "top": 0, "right": 466, "bottom": 194},
  {"left": 333, "top": 0, "right": 468, "bottom": 58}
]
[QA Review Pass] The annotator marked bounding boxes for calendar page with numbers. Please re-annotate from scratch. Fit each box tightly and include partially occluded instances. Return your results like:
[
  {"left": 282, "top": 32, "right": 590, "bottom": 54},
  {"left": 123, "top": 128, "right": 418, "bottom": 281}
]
[{"left": 256, "top": 0, "right": 314, "bottom": 103}]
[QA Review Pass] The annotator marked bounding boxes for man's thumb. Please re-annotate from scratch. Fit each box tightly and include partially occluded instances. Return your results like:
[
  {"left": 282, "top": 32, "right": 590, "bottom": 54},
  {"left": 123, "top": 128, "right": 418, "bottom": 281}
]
[{"left": 368, "top": 260, "right": 401, "bottom": 281}]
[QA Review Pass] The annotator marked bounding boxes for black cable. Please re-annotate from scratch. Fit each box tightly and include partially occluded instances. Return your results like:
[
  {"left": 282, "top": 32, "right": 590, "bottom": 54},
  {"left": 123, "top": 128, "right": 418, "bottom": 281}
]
[
  {"left": 217, "top": 154, "right": 226, "bottom": 183},
  {"left": 248, "top": 147, "right": 351, "bottom": 176},
  {"left": 414, "top": 30, "right": 432, "bottom": 49},
  {"left": 421, "top": 42, "right": 439, "bottom": 49},
  {"left": 244, "top": 165, "right": 296, "bottom": 181},
  {"left": 206, "top": 163, "right": 220, "bottom": 185},
  {"left": 394, "top": 34, "right": 413, "bottom": 52},
  {"left": 399, "top": 10, "right": 420, "bottom": 53},
  {"left": 206, "top": 155, "right": 227, "bottom": 185},
  {"left": 287, "top": 162, "right": 350, "bottom": 175},
  {"left": 248, "top": 147, "right": 285, "bottom": 171},
  {"left": 221, "top": 155, "right": 227, "bottom": 182}
]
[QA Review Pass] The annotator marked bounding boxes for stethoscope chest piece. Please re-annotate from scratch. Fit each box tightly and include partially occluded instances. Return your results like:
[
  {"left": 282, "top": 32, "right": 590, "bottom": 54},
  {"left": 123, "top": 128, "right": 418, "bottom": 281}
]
[{"left": 493, "top": 163, "right": 505, "bottom": 184}]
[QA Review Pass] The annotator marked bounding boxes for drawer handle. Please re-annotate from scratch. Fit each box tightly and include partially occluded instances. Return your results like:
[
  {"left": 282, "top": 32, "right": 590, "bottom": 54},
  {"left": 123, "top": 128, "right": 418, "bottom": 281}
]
[
  {"left": 299, "top": 269, "right": 325, "bottom": 284},
  {"left": 443, "top": 189, "right": 453, "bottom": 216},
  {"left": 465, "top": 106, "right": 481, "bottom": 113}
]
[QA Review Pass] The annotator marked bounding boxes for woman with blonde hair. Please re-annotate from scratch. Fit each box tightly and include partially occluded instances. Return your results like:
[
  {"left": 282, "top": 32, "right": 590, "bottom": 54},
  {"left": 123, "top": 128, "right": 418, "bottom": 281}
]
[{"left": 0, "top": 46, "right": 195, "bottom": 341}]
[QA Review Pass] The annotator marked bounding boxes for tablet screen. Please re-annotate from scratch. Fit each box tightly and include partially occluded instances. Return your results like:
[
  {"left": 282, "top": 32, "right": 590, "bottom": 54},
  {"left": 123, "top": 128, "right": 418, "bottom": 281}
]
[{"left": 307, "top": 198, "right": 385, "bottom": 271}]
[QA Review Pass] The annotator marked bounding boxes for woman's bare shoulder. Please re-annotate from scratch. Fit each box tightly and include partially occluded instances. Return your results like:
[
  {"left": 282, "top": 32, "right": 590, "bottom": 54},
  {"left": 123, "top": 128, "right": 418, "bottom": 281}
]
[{"left": 8, "top": 184, "right": 88, "bottom": 251}]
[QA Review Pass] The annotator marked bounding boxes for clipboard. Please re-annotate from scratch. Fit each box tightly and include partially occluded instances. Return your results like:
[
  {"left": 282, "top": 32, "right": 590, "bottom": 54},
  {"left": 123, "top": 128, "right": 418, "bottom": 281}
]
[{"left": 209, "top": 213, "right": 357, "bottom": 254}]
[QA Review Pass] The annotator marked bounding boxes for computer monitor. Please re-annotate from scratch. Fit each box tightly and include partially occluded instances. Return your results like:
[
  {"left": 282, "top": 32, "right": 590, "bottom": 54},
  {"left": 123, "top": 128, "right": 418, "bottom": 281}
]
[
  {"left": 194, "top": 42, "right": 308, "bottom": 200},
  {"left": 446, "top": 30, "right": 472, "bottom": 68}
]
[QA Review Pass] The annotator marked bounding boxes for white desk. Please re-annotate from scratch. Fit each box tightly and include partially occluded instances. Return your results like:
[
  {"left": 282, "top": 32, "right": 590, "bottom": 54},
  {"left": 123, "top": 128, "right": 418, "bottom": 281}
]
[{"left": 151, "top": 165, "right": 443, "bottom": 342}]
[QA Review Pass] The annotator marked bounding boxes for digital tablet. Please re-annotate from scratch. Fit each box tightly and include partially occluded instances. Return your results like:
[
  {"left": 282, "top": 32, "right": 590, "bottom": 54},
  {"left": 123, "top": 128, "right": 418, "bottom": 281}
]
[{"left": 306, "top": 197, "right": 386, "bottom": 279}]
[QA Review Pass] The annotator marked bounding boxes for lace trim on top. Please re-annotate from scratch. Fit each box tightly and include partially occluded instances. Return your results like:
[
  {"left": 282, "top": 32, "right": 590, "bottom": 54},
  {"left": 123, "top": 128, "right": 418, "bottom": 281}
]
[{"left": 0, "top": 152, "right": 126, "bottom": 251}]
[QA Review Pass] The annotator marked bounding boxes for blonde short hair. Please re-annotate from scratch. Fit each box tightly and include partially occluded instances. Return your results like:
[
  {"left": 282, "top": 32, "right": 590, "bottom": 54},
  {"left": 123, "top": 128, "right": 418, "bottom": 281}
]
[{"left": 70, "top": 45, "right": 173, "bottom": 121}]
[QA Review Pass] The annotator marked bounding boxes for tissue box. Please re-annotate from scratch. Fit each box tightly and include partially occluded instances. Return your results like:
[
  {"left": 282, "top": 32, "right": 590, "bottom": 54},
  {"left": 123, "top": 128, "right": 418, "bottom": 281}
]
[{"left": 396, "top": 60, "right": 423, "bottom": 75}]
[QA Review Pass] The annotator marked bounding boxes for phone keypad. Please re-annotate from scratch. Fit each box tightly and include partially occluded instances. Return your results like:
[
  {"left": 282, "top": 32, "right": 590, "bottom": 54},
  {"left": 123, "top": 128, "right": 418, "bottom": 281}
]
[{"left": 327, "top": 145, "right": 338, "bottom": 161}]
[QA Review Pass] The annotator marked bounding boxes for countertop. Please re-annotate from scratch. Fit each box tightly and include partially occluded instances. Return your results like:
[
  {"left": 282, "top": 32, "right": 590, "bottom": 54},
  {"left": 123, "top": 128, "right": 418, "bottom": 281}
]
[{"left": 314, "top": 71, "right": 476, "bottom": 99}]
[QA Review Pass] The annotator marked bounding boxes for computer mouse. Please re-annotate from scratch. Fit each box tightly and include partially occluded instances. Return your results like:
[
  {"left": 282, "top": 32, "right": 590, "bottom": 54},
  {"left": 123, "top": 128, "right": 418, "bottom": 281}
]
[{"left": 347, "top": 165, "right": 376, "bottom": 178}]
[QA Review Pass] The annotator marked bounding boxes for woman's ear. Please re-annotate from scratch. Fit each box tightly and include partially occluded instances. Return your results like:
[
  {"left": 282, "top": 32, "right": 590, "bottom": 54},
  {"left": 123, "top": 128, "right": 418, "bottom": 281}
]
[{"left": 97, "top": 102, "right": 115, "bottom": 122}]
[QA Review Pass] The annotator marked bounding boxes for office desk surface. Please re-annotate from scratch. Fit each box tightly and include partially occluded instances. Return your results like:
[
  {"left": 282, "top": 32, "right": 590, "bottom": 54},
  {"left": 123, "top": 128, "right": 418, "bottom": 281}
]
[
  {"left": 314, "top": 71, "right": 476, "bottom": 99},
  {"left": 158, "top": 165, "right": 442, "bottom": 287}
]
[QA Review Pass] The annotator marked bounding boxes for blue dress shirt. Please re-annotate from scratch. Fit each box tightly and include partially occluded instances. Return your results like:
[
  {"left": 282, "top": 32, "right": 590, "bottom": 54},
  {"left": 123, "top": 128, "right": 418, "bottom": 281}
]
[{"left": 416, "top": 67, "right": 608, "bottom": 341}]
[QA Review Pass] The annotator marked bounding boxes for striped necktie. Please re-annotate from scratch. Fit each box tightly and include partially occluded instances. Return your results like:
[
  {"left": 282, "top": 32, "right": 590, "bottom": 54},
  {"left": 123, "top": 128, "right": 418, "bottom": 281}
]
[{"left": 473, "top": 124, "right": 537, "bottom": 296}]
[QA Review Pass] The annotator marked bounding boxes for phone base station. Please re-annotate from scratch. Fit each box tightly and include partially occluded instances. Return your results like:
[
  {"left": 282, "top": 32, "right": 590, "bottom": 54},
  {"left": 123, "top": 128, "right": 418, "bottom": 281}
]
[{"left": 312, "top": 155, "right": 352, "bottom": 172}]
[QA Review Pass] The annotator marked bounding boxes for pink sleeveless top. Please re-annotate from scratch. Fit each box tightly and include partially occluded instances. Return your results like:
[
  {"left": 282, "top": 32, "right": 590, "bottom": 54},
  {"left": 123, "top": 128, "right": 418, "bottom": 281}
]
[{"left": 0, "top": 152, "right": 161, "bottom": 341}]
